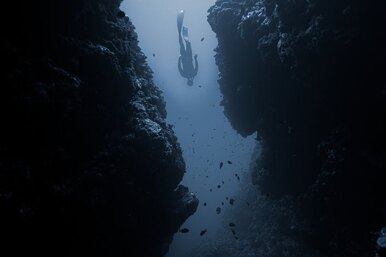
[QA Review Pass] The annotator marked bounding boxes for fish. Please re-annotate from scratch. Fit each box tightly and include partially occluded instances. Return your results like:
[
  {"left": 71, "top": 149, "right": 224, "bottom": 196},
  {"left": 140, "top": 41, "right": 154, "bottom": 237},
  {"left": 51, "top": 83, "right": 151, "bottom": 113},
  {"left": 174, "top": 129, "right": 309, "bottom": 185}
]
[
  {"left": 152, "top": 53, "right": 155, "bottom": 57},
  {"left": 179, "top": 228, "right": 189, "bottom": 233},
  {"left": 220, "top": 162, "right": 223, "bottom": 169},
  {"left": 227, "top": 161, "right": 232, "bottom": 164},
  {"left": 229, "top": 198, "right": 235, "bottom": 205},
  {"left": 217, "top": 185, "right": 221, "bottom": 189},
  {"left": 200, "top": 230, "right": 207, "bottom": 236},
  {"left": 229, "top": 223, "right": 235, "bottom": 227},
  {"left": 216, "top": 207, "right": 221, "bottom": 214},
  {"left": 201, "top": 37, "right": 205, "bottom": 41}
]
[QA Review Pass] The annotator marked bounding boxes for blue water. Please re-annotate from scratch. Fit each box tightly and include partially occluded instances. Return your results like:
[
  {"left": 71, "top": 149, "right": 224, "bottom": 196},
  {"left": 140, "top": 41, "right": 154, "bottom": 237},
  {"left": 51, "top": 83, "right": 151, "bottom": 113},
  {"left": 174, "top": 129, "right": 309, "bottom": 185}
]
[{"left": 121, "top": 1, "right": 256, "bottom": 256}]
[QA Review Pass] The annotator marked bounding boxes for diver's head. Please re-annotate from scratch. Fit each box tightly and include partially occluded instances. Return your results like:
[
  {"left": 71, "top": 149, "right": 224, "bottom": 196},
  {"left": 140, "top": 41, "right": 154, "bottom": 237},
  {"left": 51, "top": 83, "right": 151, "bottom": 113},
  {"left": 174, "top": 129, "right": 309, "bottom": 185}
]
[{"left": 187, "top": 78, "right": 194, "bottom": 86}]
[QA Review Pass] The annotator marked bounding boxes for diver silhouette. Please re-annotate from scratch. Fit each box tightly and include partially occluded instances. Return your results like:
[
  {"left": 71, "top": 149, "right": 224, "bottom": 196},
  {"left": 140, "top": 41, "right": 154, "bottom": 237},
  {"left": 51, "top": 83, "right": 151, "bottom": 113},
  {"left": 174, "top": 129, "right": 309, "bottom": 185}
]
[{"left": 177, "top": 10, "right": 198, "bottom": 86}]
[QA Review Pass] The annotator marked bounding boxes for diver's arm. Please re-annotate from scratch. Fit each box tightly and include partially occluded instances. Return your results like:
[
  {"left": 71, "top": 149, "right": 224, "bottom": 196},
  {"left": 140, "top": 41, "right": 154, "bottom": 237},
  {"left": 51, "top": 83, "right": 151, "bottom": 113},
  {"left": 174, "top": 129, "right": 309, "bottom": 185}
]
[
  {"left": 178, "top": 56, "right": 184, "bottom": 76},
  {"left": 193, "top": 54, "right": 198, "bottom": 76}
]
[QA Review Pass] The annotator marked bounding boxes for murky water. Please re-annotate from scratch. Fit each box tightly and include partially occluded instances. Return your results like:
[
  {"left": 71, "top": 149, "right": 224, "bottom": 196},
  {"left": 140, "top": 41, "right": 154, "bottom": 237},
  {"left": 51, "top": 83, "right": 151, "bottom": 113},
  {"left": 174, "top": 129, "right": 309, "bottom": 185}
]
[{"left": 121, "top": 1, "right": 256, "bottom": 256}]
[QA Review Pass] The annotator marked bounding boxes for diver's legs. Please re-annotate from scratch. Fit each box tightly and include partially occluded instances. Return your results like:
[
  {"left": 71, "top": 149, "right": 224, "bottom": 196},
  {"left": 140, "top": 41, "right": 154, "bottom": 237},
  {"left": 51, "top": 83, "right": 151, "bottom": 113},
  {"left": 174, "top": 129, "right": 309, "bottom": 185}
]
[
  {"left": 179, "top": 32, "right": 186, "bottom": 57},
  {"left": 186, "top": 41, "right": 192, "bottom": 59},
  {"left": 179, "top": 22, "right": 187, "bottom": 56},
  {"left": 182, "top": 26, "right": 189, "bottom": 42}
]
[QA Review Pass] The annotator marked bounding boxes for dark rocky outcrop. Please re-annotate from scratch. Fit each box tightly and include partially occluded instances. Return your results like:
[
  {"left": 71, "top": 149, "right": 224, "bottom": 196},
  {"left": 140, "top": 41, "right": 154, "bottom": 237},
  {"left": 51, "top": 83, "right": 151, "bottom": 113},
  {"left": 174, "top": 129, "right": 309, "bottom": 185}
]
[
  {"left": 377, "top": 227, "right": 386, "bottom": 257},
  {"left": 1, "top": 1, "right": 197, "bottom": 257},
  {"left": 208, "top": 0, "right": 386, "bottom": 256}
]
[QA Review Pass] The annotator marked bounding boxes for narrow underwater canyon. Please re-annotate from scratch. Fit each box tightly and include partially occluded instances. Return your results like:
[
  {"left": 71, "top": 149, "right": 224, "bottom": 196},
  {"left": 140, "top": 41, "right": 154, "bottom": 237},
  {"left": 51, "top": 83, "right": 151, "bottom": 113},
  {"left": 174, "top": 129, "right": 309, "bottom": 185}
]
[{"left": 1, "top": 0, "right": 386, "bottom": 257}]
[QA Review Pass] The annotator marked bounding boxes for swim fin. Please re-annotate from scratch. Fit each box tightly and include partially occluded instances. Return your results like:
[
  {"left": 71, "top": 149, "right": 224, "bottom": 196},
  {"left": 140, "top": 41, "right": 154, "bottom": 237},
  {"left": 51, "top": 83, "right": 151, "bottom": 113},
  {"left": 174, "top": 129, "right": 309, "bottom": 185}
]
[{"left": 177, "top": 10, "right": 184, "bottom": 34}]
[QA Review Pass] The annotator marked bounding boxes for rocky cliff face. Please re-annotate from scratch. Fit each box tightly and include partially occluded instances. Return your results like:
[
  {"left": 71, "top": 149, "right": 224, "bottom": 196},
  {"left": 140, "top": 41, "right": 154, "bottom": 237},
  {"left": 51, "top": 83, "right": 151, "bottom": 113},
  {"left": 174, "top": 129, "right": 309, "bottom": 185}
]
[
  {"left": 208, "top": 0, "right": 386, "bottom": 256},
  {"left": 0, "top": 1, "right": 197, "bottom": 256}
]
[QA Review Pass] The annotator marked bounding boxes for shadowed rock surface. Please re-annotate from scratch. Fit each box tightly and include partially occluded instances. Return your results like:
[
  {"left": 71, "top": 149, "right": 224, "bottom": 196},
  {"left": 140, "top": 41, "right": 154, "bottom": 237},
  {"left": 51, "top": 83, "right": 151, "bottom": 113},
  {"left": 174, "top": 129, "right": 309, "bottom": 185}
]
[
  {"left": 1, "top": 1, "right": 197, "bottom": 257},
  {"left": 208, "top": 0, "right": 386, "bottom": 256}
]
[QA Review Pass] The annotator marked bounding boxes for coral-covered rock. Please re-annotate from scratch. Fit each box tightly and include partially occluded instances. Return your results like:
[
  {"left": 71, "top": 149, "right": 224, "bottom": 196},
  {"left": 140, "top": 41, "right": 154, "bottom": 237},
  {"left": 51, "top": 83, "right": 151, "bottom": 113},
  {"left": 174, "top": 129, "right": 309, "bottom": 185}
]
[
  {"left": 209, "top": 0, "right": 386, "bottom": 255},
  {"left": 377, "top": 227, "right": 386, "bottom": 257},
  {"left": 0, "top": 1, "right": 197, "bottom": 257}
]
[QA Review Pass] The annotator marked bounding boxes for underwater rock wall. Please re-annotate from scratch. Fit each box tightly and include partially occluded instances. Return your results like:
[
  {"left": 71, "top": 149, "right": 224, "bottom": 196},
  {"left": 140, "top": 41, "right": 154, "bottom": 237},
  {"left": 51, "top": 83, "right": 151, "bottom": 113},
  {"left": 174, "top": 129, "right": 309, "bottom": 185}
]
[
  {"left": 0, "top": 1, "right": 197, "bottom": 256},
  {"left": 208, "top": 0, "right": 386, "bottom": 255}
]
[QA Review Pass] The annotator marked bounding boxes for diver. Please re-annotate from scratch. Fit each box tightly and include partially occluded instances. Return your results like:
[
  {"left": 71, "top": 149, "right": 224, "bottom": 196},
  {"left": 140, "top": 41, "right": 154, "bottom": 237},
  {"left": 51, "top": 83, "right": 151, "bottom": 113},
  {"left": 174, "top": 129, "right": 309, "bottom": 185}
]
[{"left": 177, "top": 10, "right": 198, "bottom": 86}]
